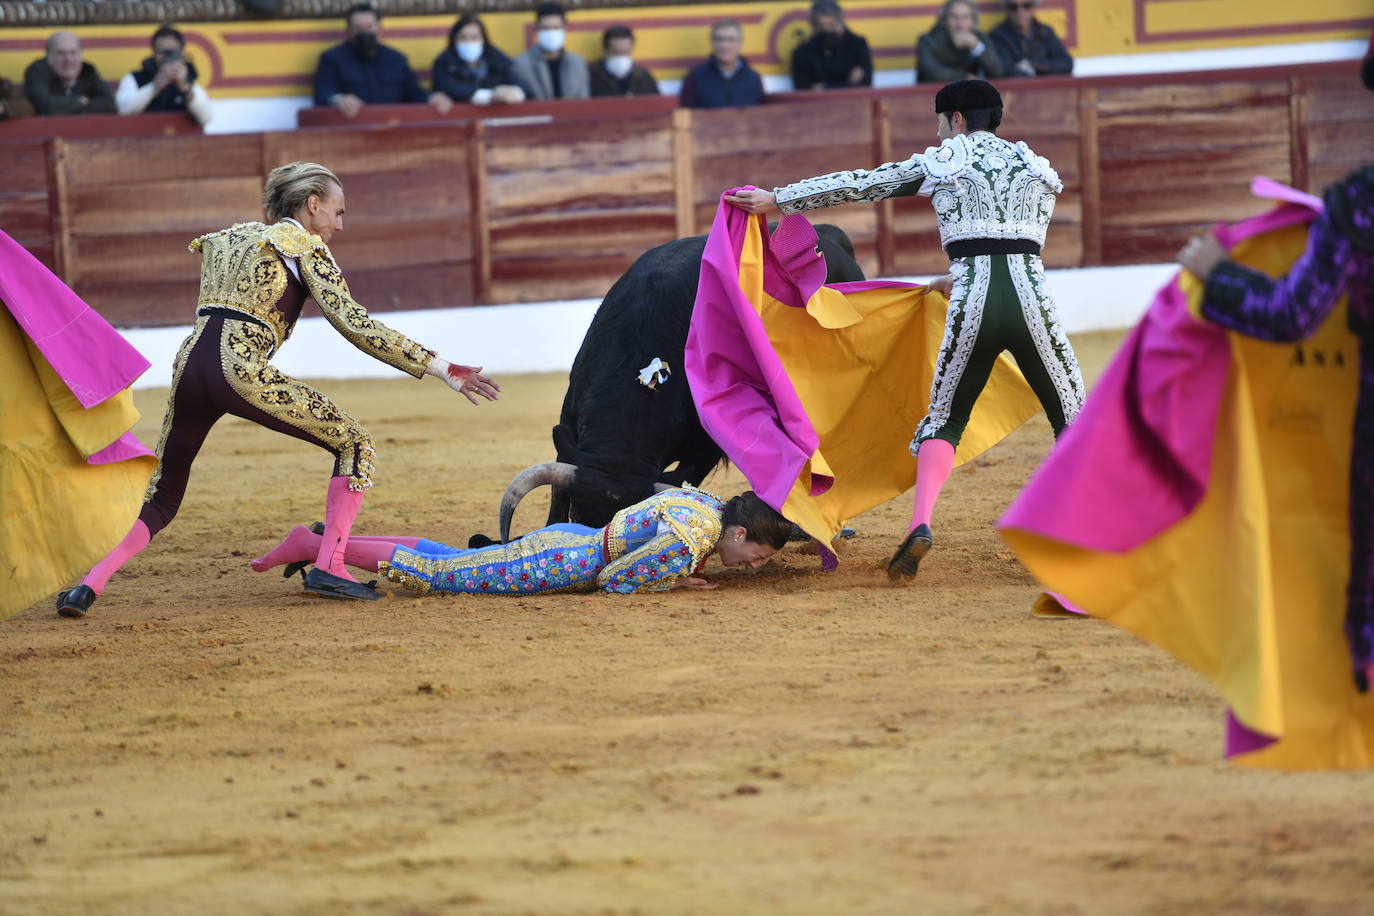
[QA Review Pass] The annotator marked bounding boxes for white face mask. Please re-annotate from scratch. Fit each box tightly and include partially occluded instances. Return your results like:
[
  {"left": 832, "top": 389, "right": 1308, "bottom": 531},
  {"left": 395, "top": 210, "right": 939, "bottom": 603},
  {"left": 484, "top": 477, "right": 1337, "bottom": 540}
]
[
  {"left": 537, "top": 28, "right": 565, "bottom": 53},
  {"left": 604, "top": 55, "right": 633, "bottom": 79},
  {"left": 456, "top": 40, "right": 483, "bottom": 63}
]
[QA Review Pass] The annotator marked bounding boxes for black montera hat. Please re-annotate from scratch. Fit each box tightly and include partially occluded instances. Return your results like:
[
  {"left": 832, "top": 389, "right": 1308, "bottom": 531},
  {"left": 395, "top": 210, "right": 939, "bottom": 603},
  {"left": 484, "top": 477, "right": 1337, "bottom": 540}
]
[{"left": 934, "top": 79, "right": 1003, "bottom": 115}]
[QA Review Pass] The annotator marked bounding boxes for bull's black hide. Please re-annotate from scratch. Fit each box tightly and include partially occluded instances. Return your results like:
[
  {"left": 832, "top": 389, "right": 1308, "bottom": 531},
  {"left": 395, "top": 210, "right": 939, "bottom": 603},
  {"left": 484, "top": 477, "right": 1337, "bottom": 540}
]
[{"left": 520, "top": 223, "right": 864, "bottom": 532}]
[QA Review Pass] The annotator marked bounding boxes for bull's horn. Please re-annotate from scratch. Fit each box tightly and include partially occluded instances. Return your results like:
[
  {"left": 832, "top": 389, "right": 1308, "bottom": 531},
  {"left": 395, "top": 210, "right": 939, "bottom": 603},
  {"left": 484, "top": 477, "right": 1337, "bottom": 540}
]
[
  {"left": 499, "top": 462, "right": 578, "bottom": 542},
  {"left": 653, "top": 482, "right": 675, "bottom": 493}
]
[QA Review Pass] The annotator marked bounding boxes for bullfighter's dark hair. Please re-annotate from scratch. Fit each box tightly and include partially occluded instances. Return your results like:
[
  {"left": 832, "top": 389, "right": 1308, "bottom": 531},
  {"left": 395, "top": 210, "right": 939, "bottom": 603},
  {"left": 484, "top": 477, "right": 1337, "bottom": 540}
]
[
  {"left": 722, "top": 491, "right": 792, "bottom": 550},
  {"left": 934, "top": 79, "right": 1003, "bottom": 132}
]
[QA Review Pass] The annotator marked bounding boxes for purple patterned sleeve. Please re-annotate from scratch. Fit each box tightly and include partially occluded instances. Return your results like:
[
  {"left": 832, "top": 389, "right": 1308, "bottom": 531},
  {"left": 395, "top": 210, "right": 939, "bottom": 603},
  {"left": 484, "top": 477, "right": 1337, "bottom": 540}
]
[{"left": 1201, "top": 213, "right": 1355, "bottom": 343}]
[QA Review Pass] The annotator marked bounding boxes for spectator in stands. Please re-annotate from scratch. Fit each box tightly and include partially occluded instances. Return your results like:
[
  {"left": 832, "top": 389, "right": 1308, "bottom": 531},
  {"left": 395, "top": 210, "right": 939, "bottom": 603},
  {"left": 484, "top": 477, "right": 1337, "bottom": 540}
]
[
  {"left": 679, "top": 19, "right": 765, "bottom": 109},
  {"left": 791, "top": 1, "right": 873, "bottom": 91},
  {"left": 0, "top": 78, "right": 34, "bottom": 121},
  {"left": 24, "top": 31, "right": 116, "bottom": 116},
  {"left": 915, "top": 0, "right": 1005, "bottom": 83},
  {"left": 989, "top": 0, "right": 1073, "bottom": 78},
  {"left": 511, "top": 2, "right": 590, "bottom": 101},
  {"left": 313, "top": 3, "right": 452, "bottom": 119},
  {"left": 116, "top": 25, "right": 213, "bottom": 125},
  {"left": 590, "top": 25, "right": 660, "bottom": 97},
  {"left": 432, "top": 13, "right": 529, "bottom": 106}
]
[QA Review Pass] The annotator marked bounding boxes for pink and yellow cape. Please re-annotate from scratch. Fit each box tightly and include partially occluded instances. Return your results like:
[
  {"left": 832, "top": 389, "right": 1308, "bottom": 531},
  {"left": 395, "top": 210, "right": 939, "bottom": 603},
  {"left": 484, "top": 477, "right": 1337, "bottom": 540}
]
[
  {"left": 1000, "top": 180, "right": 1374, "bottom": 770},
  {"left": 0, "top": 229, "right": 156, "bottom": 619},
  {"left": 686, "top": 195, "right": 1041, "bottom": 565}
]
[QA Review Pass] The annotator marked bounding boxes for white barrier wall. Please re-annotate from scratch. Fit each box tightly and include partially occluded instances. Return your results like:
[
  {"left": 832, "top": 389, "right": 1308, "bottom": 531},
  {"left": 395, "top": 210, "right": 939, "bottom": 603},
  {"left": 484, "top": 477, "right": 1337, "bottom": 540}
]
[{"left": 123, "top": 262, "right": 1177, "bottom": 389}]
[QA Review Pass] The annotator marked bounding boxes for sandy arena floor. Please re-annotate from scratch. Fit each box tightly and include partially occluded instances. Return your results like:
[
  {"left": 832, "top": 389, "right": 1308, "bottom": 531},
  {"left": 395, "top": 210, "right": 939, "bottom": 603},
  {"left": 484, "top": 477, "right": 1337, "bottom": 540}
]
[{"left": 4, "top": 330, "right": 1374, "bottom": 915}]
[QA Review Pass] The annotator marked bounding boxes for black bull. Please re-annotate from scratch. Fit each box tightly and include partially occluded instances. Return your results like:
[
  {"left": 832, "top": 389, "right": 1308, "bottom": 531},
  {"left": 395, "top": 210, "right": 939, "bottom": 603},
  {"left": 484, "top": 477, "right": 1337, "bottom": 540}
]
[{"left": 499, "top": 224, "right": 865, "bottom": 541}]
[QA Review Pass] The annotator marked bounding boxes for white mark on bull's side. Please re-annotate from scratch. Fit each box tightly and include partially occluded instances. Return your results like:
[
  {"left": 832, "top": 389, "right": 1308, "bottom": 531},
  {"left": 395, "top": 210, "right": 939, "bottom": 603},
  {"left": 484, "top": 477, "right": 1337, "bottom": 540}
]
[{"left": 637, "top": 358, "right": 671, "bottom": 389}]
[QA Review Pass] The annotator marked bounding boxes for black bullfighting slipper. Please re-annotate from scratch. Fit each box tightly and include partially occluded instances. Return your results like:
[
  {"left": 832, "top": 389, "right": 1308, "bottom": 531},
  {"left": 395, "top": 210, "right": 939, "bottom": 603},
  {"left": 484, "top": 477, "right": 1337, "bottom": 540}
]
[
  {"left": 55, "top": 584, "right": 97, "bottom": 618},
  {"left": 282, "top": 521, "right": 327, "bottom": 581},
  {"left": 302, "top": 567, "right": 382, "bottom": 601},
  {"left": 887, "top": 524, "right": 933, "bottom": 581}
]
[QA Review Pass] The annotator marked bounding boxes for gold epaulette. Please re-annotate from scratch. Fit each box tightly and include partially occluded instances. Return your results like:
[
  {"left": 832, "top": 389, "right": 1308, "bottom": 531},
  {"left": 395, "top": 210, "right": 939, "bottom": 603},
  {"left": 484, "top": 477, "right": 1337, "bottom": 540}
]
[
  {"left": 188, "top": 221, "right": 268, "bottom": 254},
  {"left": 656, "top": 490, "right": 725, "bottom": 570},
  {"left": 262, "top": 220, "right": 326, "bottom": 259}
]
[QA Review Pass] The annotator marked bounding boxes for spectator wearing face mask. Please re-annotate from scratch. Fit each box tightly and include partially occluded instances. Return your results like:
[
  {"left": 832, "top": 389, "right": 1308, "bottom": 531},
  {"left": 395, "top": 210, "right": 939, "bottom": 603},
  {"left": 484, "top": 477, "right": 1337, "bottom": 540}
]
[
  {"left": 791, "top": 1, "right": 872, "bottom": 91},
  {"left": 313, "top": 3, "right": 452, "bottom": 118},
  {"left": 431, "top": 12, "right": 530, "bottom": 106},
  {"left": 589, "top": 25, "right": 659, "bottom": 97},
  {"left": 116, "top": 25, "right": 213, "bottom": 125},
  {"left": 510, "top": 1, "right": 590, "bottom": 101}
]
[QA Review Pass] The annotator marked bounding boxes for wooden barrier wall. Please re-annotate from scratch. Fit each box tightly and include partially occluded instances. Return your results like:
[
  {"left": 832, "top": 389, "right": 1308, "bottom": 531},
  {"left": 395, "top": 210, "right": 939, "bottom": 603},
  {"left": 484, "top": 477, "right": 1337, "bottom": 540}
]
[{"left": 0, "top": 60, "right": 1369, "bottom": 328}]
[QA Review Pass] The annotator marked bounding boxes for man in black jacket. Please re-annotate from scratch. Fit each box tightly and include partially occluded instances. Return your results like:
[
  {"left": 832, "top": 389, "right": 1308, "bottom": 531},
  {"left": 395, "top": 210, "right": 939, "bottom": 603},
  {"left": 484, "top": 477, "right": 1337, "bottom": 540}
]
[
  {"left": 590, "top": 25, "right": 660, "bottom": 97},
  {"left": 791, "top": 1, "right": 873, "bottom": 91},
  {"left": 313, "top": 3, "right": 451, "bottom": 118},
  {"left": 24, "top": 31, "right": 116, "bottom": 116},
  {"left": 989, "top": 0, "right": 1073, "bottom": 78}
]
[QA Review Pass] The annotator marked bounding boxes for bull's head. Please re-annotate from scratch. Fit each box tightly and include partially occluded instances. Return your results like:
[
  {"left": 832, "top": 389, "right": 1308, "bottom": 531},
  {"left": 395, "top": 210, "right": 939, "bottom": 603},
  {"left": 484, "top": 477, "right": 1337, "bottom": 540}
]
[{"left": 499, "top": 463, "right": 671, "bottom": 542}]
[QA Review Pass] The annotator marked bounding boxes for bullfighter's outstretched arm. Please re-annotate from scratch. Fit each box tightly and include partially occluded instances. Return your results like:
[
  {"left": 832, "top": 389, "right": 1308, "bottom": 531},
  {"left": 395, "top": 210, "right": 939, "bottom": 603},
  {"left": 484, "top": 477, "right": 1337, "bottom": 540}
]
[
  {"left": 772, "top": 153, "right": 930, "bottom": 215},
  {"left": 1197, "top": 210, "right": 1356, "bottom": 343},
  {"left": 596, "top": 498, "right": 720, "bottom": 594},
  {"left": 723, "top": 152, "right": 929, "bottom": 217},
  {"left": 298, "top": 246, "right": 437, "bottom": 378},
  {"left": 597, "top": 528, "right": 703, "bottom": 593}
]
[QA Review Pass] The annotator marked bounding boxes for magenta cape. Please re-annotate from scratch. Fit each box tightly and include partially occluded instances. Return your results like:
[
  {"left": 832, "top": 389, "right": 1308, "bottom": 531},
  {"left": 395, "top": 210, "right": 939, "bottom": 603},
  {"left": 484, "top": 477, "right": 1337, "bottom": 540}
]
[
  {"left": 0, "top": 229, "right": 153, "bottom": 464},
  {"left": 686, "top": 198, "right": 831, "bottom": 500},
  {"left": 999, "top": 179, "right": 1374, "bottom": 768},
  {"left": 687, "top": 194, "right": 1040, "bottom": 568},
  {"left": 1, "top": 229, "right": 157, "bottom": 618},
  {"left": 1002, "top": 179, "right": 1322, "bottom": 554}
]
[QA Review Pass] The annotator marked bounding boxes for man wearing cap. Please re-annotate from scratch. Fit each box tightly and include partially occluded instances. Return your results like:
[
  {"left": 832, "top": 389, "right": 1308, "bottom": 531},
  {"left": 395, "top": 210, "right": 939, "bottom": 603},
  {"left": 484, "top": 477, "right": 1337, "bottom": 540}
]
[{"left": 725, "top": 78, "right": 1084, "bottom": 580}]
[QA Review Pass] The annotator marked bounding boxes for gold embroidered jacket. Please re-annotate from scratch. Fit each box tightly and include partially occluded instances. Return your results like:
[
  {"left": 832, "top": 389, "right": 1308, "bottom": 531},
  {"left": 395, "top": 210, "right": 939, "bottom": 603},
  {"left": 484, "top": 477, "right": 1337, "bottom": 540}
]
[
  {"left": 597, "top": 488, "right": 725, "bottom": 593},
  {"left": 188, "top": 221, "right": 435, "bottom": 378}
]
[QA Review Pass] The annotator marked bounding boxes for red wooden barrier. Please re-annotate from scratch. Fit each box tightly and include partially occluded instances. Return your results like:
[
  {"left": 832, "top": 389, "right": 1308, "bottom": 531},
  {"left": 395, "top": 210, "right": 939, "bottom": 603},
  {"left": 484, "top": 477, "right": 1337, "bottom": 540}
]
[
  {"left": 0, "top": 111, "right": 203, "bottom": 140},
  {"left": 0, "top": 59, "right": 1369, "bottom": 328}
]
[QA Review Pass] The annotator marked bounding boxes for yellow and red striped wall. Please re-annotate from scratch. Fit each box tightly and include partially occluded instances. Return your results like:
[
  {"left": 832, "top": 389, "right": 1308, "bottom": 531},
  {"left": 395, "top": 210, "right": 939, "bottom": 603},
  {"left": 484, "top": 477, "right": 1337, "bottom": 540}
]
[{"left": 1, "top": 0, "right": 1370, "bottom": 98}]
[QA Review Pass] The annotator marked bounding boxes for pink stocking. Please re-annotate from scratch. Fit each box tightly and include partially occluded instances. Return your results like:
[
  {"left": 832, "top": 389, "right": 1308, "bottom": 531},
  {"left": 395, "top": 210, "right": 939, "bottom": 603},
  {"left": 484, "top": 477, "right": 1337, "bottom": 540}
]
[
  {"left": 251, "top": 526, "right": 318, "bottom": 572},
  {"left": 316, "top": 476, "right": 365, "bottom": 581},
  {"left": 347, "top": 535, "right": 422, "bottom": 549},
  {"left": 341, "top": 539, "right": 397, "bottom": 573},
  {"left": 80, "top": 519, "right": 151, "bottom": 595},
  {"left": 910, "top": 438, "right": 955, "bottom": 532},
  {"left": 253, "top": 526, "right": 407, "bottom": 574}
]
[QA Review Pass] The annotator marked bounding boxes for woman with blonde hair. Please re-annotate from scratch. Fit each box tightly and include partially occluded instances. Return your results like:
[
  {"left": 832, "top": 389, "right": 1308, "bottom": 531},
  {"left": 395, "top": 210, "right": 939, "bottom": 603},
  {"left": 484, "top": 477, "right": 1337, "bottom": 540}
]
[{"left": 56, "top": 161, "right": 498, "bottom": 614}]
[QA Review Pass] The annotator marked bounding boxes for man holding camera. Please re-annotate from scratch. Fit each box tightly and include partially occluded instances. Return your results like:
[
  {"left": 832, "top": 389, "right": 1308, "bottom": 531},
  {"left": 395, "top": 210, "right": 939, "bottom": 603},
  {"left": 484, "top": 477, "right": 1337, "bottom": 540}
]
[{"left": 116, "top": 25, "right": 213, "bottom": 126}]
